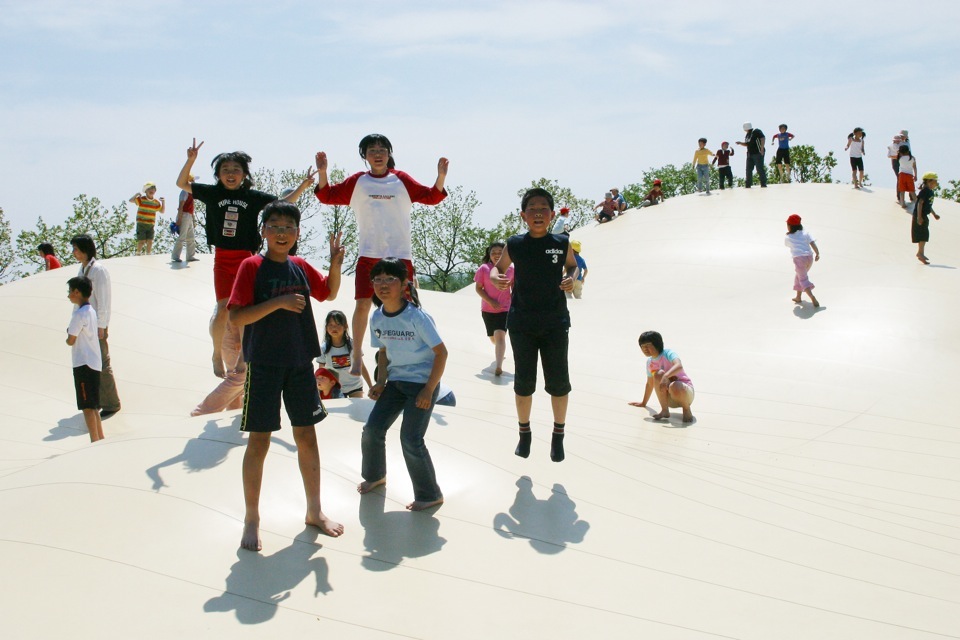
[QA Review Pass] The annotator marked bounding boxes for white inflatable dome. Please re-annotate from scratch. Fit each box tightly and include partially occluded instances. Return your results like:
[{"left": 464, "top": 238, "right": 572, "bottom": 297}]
[{"left": 1, "top": 183, "right": 957, "bottom": 639}]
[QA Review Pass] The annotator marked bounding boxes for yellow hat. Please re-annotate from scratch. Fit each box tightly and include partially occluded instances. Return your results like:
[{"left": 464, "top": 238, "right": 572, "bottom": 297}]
[
  {"left": 921, "top": 172, "right": 938, "bottom": 181},
  {"left": 570, "top": 240, "right": 582, "bottom": 252},
  {"left": 143, "top": 182, "right": 157, "bottom": 191}
]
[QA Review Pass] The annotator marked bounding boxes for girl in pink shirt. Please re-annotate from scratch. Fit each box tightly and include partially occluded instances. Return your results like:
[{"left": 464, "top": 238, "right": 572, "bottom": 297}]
[{"left": 474, "top": 241, "right": 514, "bottom": 376}]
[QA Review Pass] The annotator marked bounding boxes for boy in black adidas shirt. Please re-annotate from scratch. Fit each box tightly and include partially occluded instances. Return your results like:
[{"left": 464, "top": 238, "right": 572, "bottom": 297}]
[{"left": 491, "top": 188, "right": 578, "bottom": 462}]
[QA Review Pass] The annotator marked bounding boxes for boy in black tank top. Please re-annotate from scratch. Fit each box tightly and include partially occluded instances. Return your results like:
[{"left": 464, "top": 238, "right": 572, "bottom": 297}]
[{"left": 491, "top": 188, "right": 578, "bottom": 462}]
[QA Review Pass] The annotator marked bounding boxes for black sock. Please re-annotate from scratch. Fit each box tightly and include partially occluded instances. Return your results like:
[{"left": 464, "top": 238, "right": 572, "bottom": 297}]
[
  {"left": 515, "top": 422, "right": 531, "bottom": 458},
  {"left": 551, "top": 423, "right": 565, "bottom": 462}
]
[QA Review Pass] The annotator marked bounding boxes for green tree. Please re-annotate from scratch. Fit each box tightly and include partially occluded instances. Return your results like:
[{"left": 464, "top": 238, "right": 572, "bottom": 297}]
[
  {"left": 15, "top": 195, "right": 135, "bottom": 277},
  {"left": 411, "top": 185, "right": 482, "bottom": 292},
  {"left": 788, "top": 145, "right": 837, "bottom": 183},
  {"left": 0, "top": 207, "right": 14, "bottom": 283},
  {"left": 252, "top": 167, "right": 325, "bottom": 258},
  {"left": 624, "top": 163, "right": 702, "bottom": 204},
  {"left": 516, "top": 178, "right": 594, "bottom": 231},
  {"left": 939, "top": 178, "right": 960, "bottom": 203}
]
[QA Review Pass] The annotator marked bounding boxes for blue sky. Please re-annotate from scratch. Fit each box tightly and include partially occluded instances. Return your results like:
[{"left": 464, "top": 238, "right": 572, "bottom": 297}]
[{"left": 2, "top": 0, "right": 959, "bottom": 237}]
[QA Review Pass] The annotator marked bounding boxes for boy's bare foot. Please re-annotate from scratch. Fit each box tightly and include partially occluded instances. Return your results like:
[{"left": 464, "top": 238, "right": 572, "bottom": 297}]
[
  {"left": 682, "top": 410, "right": 694, "bottom": 423},
  {"left": 357, "top": 478, "right": 386, "bottom": 494},
  {"left": 306, "top": 513, "right": 345, "bottom": 537},
  {"left": 240, "top": 521, "right": 262, "bottom": 551},
  {"left": 212, "top": 353, "right": 226, "bottom": 378},
  {"left": 494, "top": 367, "right": 502, "bottom": 376},
  {"left": 407, "top": 497, "right": 443, "bottom": 511},
  {"left": 652, "top": 411, "right": 670, "bottom": 420},
  {"left": 917, "top": 255, "right": 930, "bottom": 265}
]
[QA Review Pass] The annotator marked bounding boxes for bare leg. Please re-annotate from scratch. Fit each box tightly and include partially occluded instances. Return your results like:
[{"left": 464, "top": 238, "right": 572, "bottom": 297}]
[
  {"left": 146, "top": 239, "right": 153, "bottom": 254},
  {"left": 82, "top": 408, "right": 103, "bottom": 442},
  {"left": 292, "top": 426, "right": 343, "bottom": 537},
  {"left": 350, "top": 297, "right": 373, "bottom": 376},
  {"left": 550, "top": 394, "right": 568, "bottom": 425},
  {"left": 515, "top": 394, "right": 532, "bottom": 424},
  {"left": 494, "top": 330, "right": 506, "bottom": 375},
  {"left": 804, "top": 287, "right": 819, "bottom": 308},
  {"left": 211, "top": 299, "right": 229, "bottom": 378},
  {"left": 917, "top": 241, "right": 928, "bottom": 264},
  {"left": 652, "top": 371, "right": 671, "bottom": 419},
  {"left": 241, "top": 432, "right": 271, "bottom": 551},
  {"left": 668, "top": 382, "right": 695, "bottom": 423},
  {"left": 792, "top": 291, "right": 802, "bottom": 303}
]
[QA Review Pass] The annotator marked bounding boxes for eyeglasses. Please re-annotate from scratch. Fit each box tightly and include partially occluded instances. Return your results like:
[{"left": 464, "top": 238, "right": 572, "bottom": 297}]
[
  {"left": 265, "top": 225, "right": 298, "bottom": 234},
  {"left": 371, "top": 276, "right": 400, "bottom": 286},
  {"left": 366, "top": 147, "right": 390, "bottom": 156}
]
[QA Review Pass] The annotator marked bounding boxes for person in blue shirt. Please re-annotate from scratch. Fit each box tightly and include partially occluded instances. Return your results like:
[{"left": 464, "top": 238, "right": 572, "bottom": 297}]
[{"left": 357, "top": 258, "right": 448, "bottom": 511}]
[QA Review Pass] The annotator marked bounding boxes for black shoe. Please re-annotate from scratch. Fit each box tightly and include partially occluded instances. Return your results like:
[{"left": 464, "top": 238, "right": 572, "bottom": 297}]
[
  {"left": 550, "top": 432, "right": 565, "bottom": 462},
  {"left": 100, "top": 408, "right": 120, "bottom": 419},
  {"left": 515, "top": 432, "right": 531, "bottom": 458}
]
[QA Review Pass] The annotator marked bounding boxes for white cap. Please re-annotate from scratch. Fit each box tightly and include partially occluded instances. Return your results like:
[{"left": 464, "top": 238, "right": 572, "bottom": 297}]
[{"left": 743, "top": 122, "right": 752, "bottom": 131}]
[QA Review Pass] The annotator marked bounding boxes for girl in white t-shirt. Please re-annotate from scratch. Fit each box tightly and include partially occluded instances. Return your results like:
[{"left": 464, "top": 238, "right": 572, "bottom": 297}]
[
  {"left": 316, "top": 310, "right": 372, "bottom": 398},
  {"left": 784, "top": 214, "right": 821, "bottom": 307}
]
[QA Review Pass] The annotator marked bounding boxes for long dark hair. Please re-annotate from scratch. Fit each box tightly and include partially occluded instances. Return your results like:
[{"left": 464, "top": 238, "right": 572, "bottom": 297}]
[
  {"left": 211, "top": 151, "right": 254, "bottom": 189},
  {"left": 322, "top": 310, "right": 352, "bottom": 354}
]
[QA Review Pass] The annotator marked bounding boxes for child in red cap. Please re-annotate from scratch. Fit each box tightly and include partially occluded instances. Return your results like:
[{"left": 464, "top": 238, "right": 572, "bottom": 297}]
[
  {"left": 315, "top": 367, "right": 343, "bottom": 400},
  {"left": 784, "top": 214, "right": 820, "bottom": 307}
]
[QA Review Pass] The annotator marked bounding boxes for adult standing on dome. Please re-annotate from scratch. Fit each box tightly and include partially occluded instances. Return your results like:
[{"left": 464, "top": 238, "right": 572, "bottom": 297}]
[{"left": 736, "top": 123, "right": 767, "bottom": 188}]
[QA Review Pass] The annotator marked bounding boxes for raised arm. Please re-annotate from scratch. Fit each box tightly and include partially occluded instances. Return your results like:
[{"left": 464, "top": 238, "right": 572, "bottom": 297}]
[
  {"left": 314, "top": 151, "right": 330, "bottom": 191},
  {"left": 324, "top": 232, "right": 345, "bottom": 300},
  {"left": 176, "top": 138, "right": 204, "bottom": 193},
  {"left": 434, "top": 157, "right": 449, "bottom": 192},
  {"left": 283, "top": 167, "right": 318, "bottom": 202}
]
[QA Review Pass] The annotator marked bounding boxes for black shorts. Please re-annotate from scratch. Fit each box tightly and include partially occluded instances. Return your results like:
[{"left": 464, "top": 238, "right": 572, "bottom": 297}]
[
  {"left": 508, "top": 325, "right": 571, "bottom": 397},
  {"left": 774, "top": 148, "right": 790, "bottom": 165},
  {"left": 597, "top": 211, "right": 614, "bottom": 223},
  {"left": 850, "top": 157, "right": 864, "bottom": 171},
  {"left": 73, "top": 365, "right": 101, "bottom": 410},
  {"left": 241, "top": 363, "right": 327, "bottom": 432},
  {"left": 481, "top": 311, "right": 508, "bottom": 336}
]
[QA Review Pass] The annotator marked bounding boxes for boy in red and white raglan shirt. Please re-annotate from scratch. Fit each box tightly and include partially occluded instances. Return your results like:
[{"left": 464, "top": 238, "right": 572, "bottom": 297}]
[{"left": 314, "top": 133, "right": 448, "bottom": 376}]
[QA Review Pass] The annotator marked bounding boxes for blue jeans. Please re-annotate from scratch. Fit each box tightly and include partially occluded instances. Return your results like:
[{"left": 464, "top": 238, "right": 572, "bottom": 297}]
[
  {"left": 361, "top": 381, "right": 441, "bottom": 502},
  {"left": 745, "top": 153, "right": 767, "bottom": 187},
  {"left": 696, "top": 164, "right": 710, "bottom": 192}
]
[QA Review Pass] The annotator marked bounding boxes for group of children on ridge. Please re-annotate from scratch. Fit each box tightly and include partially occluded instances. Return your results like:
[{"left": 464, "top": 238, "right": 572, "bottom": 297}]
[{"left": 63, "top": 120, "right": 946, "bottom": 549}]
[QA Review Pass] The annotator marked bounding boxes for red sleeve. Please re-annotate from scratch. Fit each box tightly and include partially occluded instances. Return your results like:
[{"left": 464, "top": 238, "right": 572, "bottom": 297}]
[
  {"left": 315, "top": 171, "right": 363, "bottom": 205},
  {"left": 395, "top": 170, "right": 446, "bottom": 205},
  {"left": 227, "top": 255, "right": 262, "bottom": 309},
  {"left": 292, "top": 256, "right": 330, "bottom": 302}
]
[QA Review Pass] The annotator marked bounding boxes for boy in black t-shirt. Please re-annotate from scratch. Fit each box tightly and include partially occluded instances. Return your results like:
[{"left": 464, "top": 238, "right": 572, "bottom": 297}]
[
  {"left": 492, "top": 188, "right": 578, "bottom": 462},
  {"left": 228, "top": 201, "right": 345, "bottom": 551}
]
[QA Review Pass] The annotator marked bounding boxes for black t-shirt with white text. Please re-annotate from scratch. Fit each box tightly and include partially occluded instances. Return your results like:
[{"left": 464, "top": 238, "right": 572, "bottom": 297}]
[
  {"left": 506, "top": 233, "right": 571, "bottom": 332},
  {"left": 192, "top": 182, "right": 276, "bottom": 251}
]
